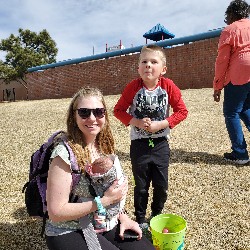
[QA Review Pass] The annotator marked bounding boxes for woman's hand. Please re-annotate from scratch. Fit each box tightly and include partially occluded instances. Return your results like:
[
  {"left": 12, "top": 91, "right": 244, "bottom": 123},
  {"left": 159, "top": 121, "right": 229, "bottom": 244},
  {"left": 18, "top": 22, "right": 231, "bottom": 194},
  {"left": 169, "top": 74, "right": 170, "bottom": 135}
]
[
  {"left": 101, "top": 176, "right": 128, "bottom": 207},
  {"left": 119, "top": 213, "right": 142, "bottom": 240}
]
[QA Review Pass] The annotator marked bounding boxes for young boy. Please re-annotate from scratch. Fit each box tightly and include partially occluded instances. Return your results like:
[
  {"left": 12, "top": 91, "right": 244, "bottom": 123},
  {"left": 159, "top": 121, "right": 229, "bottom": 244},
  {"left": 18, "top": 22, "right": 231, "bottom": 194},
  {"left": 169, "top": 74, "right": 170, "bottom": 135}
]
[{"left": 114, "top": 45, "right": 188, "bottom": 229}]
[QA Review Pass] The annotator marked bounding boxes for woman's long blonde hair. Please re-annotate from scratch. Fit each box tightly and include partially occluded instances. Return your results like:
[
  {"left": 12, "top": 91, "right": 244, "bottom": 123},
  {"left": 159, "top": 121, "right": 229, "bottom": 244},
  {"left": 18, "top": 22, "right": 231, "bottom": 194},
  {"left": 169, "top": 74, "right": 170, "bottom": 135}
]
[{"left": 66, "top": 86, "right": 115, "bottom": 172}]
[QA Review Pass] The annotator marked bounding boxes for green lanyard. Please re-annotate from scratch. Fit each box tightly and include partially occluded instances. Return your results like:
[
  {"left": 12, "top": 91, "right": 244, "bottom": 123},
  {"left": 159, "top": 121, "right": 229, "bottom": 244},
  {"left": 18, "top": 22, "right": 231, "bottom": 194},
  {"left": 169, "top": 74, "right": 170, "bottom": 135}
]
[{"left": 148, "top": 138, "right": 154, "bottom": 148}]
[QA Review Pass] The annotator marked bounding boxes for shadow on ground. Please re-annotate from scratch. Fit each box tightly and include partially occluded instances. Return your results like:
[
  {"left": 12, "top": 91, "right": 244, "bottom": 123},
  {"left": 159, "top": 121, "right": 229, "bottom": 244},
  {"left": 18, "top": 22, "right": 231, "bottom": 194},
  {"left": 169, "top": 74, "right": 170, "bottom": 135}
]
[
  {"left": 1, "top": 207, "right": 47, "bottom": 250},
  {"left": 116, "top": 148, "right": 249, "bottom": 166},
  {"left": 170, "top": 148, "right": 249, "bottom": 166}
]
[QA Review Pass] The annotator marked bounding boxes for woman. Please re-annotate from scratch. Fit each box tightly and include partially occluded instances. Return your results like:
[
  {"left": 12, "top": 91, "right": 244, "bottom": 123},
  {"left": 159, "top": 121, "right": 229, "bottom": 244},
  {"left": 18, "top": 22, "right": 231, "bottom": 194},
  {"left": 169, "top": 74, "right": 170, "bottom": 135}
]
[
  {"left": 213, "top": 0, "right": 250, "bottom": 164},
  {"left": 45, "top": 87, "right": 154, "bottom": 250}
]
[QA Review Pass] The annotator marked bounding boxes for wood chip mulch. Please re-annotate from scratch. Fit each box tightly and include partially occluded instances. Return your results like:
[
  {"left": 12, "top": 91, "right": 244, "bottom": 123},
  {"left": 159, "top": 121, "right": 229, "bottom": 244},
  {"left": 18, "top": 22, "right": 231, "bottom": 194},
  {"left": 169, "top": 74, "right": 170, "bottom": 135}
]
[{"left": 0, "top": 88, "right": 249, "bottom": 250}]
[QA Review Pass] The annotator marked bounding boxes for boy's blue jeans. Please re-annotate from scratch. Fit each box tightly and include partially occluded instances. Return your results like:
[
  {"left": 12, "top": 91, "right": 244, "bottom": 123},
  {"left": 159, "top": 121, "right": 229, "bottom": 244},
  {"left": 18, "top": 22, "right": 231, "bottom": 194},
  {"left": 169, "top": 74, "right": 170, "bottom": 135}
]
[{"left": 223, "top": 82, "right": 250, "bottom": 160}]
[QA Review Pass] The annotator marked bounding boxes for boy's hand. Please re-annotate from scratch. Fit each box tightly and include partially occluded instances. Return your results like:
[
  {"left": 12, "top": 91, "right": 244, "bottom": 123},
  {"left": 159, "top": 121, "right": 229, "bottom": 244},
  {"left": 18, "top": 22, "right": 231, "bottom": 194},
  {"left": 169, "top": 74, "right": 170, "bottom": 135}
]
[
  {"left": 142, "top": 117, "right": 151, "bottom": 130},
  {"left": 146, "top": 120, "right": 169, "bottom": 133},
  {"left": 130, "top": 117, "right": 152, "bottom": 130}
]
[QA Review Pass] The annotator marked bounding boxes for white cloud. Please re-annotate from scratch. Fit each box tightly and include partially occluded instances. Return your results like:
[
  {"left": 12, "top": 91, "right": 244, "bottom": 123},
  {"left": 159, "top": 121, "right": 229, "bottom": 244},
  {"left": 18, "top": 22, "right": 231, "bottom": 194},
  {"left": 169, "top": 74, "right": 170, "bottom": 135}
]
[{"left": 0, "top": 0, "right": 232, "bottom": 62}]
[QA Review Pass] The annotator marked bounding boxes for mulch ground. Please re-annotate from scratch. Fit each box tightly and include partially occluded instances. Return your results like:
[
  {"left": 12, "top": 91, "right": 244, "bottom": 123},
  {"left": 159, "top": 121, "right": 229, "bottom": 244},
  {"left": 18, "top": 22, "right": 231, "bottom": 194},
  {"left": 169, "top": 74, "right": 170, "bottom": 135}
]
[{"left": 0, "top": 88, "right": 249, "bottom": 250}]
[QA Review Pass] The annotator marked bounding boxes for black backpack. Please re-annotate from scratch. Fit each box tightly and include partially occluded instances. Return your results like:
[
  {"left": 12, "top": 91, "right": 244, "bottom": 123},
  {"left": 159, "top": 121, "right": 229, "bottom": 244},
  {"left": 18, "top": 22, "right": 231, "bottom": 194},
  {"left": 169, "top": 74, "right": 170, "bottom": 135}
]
[{"left": 22, "top": 131, "right": 82, "bottom": 236}]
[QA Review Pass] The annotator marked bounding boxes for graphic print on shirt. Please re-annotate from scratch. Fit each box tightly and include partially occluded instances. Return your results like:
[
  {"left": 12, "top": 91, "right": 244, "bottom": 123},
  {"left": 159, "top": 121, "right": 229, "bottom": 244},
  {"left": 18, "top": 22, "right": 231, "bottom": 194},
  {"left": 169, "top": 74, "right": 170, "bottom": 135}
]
[{"left": 132, "top": 88, "right": 168, "bottom": 137}]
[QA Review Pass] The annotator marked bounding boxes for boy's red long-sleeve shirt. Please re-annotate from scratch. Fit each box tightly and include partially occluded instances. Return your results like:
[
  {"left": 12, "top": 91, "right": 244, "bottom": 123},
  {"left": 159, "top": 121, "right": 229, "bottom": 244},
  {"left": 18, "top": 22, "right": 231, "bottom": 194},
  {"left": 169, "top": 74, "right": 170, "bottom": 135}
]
[{"left": 114, "top": 77, "right": 188, "bottom": 140}]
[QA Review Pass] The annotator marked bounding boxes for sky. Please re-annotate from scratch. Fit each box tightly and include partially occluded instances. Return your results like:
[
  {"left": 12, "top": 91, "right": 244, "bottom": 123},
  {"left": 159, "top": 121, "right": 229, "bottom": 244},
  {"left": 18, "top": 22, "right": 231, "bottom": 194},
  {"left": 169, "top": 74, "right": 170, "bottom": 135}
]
[{"left": 0, "top": 0, "right": 232, "bottom": 63}]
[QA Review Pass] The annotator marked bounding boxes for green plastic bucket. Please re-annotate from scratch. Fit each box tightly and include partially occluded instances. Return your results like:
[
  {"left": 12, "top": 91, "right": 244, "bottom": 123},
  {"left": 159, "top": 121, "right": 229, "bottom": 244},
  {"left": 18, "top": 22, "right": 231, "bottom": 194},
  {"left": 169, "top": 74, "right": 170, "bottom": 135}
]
[{"left": 150, "top": 213, "right": 187, "bottom": 250}]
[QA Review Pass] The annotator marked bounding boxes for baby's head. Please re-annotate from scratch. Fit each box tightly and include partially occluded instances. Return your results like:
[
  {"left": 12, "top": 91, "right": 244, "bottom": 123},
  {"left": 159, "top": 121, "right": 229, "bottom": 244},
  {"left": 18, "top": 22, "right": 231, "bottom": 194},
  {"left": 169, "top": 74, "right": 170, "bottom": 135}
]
[{"left": 92, "top": 156, "right": 114, "bottom": 175}]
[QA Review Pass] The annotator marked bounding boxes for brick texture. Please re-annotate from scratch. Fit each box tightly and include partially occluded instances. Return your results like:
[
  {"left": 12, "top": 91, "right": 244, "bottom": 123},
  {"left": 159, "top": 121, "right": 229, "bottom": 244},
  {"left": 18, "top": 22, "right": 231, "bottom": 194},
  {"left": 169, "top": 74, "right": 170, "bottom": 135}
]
[{"left": 24, "top": 37, "right": 219, "bottom": 100}]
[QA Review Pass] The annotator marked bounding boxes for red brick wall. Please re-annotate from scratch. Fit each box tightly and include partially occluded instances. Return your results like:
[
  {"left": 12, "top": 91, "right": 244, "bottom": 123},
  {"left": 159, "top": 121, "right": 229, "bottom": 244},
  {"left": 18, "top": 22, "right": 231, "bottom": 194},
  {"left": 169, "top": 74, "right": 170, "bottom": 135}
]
[{"left": 25, "top": 37, "right": 219, "bottom": 100}]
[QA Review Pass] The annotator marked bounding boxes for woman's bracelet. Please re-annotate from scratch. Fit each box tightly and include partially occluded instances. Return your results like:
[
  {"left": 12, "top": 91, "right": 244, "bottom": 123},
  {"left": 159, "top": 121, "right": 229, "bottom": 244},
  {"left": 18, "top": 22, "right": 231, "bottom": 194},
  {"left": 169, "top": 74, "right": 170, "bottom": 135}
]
[{"left": 94, "top": 196, "right": 106, "bottom": 215}]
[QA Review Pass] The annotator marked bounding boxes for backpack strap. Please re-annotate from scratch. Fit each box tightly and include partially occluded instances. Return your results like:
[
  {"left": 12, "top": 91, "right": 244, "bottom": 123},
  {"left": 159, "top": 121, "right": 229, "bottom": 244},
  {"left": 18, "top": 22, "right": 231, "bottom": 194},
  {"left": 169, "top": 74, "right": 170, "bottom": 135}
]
[
  {"left": 79, "top": 216, "right": 102, "bottom": 250},
  {"left": 41, "top": 211, "right": 48, "bottom": 237},
  {"left": 63, "top": 140, "right": 82, "bottom": 189},
  {"left": 33, "top": 130, "right": 65, "bottom": 175},
  {"left": 36, "top": 131, "right": 67, "bottom": 209},
  {"left": 48, "top": 130, "right": 64, "bottom": 143}
]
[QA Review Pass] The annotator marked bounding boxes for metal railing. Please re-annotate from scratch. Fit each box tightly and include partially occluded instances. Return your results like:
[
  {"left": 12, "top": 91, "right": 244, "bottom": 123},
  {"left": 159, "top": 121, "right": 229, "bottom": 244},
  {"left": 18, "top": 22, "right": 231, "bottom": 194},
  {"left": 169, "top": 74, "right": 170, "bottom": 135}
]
[{"left": 28, "top": 29, "right": 222, "bottom": 73}]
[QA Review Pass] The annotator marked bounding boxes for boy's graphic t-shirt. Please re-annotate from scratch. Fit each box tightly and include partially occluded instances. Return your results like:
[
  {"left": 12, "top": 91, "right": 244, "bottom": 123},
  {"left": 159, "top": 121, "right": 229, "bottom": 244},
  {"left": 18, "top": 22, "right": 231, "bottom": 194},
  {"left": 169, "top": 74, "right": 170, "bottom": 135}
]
[
  {"left": 129, "top": 86, "right": 170, "bottom": 139},
  {"left": 114, "top": 77, "right": 188, "bottom": 140}
]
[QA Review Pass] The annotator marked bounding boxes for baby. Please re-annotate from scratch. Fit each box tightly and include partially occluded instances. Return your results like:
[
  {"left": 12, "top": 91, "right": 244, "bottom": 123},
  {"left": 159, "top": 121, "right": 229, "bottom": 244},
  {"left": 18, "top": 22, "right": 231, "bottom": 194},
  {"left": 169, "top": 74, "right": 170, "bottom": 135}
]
[{"left": 85, "top": 154, "right": 125, "bottom": 232}]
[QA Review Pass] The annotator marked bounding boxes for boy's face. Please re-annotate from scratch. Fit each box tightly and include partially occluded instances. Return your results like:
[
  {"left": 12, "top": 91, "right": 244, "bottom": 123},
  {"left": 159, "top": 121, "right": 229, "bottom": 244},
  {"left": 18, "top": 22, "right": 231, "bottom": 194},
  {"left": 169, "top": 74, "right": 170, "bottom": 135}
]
[{"left": 138, "top": 51, "right": 167, "bottom": 86}]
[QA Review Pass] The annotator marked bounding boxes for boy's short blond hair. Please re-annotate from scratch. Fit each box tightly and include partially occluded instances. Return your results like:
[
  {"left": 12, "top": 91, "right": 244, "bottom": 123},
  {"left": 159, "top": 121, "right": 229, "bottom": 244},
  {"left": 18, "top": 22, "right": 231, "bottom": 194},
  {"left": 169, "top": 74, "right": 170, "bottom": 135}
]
[{"left": 139, "top": 45, "right": 167, "bottom": 66}]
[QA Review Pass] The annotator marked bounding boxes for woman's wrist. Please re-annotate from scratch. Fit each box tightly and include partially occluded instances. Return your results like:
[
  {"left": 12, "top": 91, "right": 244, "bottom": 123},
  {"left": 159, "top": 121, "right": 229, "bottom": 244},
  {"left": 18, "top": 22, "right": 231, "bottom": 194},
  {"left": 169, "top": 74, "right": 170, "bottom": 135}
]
[
  {"left": 94, "top": 196, "right": 106, "bottom": 215},
  {"left": 119, "top": 210, "right": 129, "bottom": 220}
]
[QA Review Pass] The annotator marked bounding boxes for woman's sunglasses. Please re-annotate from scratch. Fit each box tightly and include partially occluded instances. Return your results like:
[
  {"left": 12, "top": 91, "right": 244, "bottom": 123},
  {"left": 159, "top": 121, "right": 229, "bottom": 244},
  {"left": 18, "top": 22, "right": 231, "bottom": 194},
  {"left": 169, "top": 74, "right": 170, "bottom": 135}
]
[{"left": 76, "top": 108, "right": 106, "bottom": 119}]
